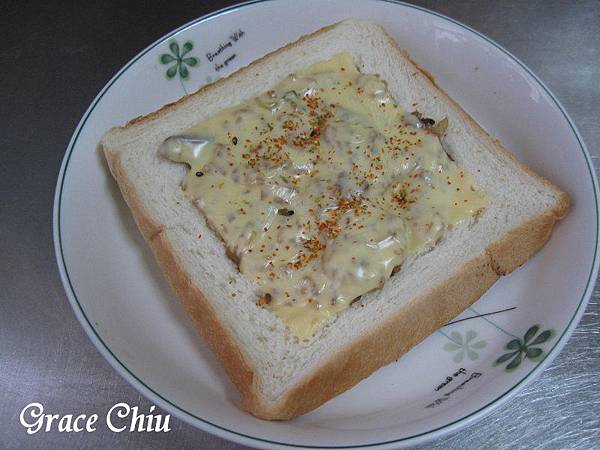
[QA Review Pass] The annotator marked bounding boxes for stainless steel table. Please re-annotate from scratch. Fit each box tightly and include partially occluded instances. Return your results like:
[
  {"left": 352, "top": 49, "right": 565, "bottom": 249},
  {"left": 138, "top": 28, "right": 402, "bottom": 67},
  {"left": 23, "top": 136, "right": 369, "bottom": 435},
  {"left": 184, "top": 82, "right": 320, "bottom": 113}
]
[{"left": 2, "top": 1, "right": 598, "bottom": 448}]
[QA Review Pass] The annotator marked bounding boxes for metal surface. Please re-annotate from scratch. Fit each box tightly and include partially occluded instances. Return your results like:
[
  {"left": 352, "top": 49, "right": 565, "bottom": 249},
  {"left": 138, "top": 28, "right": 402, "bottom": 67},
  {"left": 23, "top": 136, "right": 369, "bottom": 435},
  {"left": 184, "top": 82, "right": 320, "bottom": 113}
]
[{"left": 2, "top": 0, "right": 598, "bottom": 448}]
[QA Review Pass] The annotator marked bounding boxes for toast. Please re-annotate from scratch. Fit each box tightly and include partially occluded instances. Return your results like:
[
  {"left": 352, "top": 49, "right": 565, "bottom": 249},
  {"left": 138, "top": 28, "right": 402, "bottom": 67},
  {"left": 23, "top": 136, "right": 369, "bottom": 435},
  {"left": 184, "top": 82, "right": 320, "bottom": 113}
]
[{"left": 102, "top": 20, "right": 569, "bottom": 419}]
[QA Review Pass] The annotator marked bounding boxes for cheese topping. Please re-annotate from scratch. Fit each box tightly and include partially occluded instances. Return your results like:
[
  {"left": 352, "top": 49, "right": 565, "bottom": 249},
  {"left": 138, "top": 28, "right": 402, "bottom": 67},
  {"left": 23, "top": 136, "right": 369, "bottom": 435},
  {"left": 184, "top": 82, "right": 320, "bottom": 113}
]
[{"left": 162, "top": 52, "right": 487, "bottom": 339}]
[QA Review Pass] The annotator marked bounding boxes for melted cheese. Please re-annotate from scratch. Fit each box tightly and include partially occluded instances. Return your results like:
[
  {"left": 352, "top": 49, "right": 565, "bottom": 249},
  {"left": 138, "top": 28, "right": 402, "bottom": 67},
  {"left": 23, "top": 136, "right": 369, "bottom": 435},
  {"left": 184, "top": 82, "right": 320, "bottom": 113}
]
[{"left": 161, "top": 52, "right": 488, "bottom": 339}]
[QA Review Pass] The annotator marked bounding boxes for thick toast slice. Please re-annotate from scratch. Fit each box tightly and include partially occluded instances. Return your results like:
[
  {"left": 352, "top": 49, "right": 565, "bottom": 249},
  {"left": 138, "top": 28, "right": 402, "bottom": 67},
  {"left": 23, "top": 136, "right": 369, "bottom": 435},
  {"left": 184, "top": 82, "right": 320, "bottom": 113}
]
[{"left": 102, "top": 20, "right": 569, "bottom": 419}]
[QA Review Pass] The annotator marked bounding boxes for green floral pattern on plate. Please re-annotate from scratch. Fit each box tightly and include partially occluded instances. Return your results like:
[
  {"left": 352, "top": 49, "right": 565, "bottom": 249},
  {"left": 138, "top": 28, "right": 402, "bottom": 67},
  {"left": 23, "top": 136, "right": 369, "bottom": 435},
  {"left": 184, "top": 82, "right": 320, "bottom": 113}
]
[
  {"left": 159, "top": 40, "right": 199, "bottom": 93},
  {"left": 443, "top": 330, "right": 487, "bottom": 362},
  {"left": 495, "top": 325, "right": 554, "bottom": 371}
]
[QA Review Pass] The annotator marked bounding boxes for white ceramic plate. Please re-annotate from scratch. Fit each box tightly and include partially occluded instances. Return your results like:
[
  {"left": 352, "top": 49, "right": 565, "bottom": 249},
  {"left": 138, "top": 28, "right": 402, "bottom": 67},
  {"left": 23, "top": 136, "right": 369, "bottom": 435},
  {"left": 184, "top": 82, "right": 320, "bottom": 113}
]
[{"left": 53, "top": 1, "right": 599, "bottom": 448}]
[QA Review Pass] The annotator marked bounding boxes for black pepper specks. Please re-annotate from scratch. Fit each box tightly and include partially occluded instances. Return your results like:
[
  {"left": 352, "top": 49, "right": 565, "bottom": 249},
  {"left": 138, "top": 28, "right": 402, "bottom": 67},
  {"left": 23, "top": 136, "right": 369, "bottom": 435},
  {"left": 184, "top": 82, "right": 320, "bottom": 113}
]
[
  {"left": 257, "top": 293, "right": 272, "bottom": 306},
  {"left": 277, "top": 208, "right": 295, "bottom": 216}
]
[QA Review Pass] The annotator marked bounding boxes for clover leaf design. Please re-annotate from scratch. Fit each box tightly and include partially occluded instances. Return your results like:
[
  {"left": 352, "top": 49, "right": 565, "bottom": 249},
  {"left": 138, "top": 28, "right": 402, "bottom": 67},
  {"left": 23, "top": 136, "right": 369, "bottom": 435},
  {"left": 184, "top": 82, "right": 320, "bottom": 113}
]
[
  {"left": 495, "top": 325, "right": 553, "bottom": 371},
  {"left": 159, "top": 40, "right": 199, "bottom": 81},
  {"left": 443, "top": 330, "right": 487, "bottom": 363}
]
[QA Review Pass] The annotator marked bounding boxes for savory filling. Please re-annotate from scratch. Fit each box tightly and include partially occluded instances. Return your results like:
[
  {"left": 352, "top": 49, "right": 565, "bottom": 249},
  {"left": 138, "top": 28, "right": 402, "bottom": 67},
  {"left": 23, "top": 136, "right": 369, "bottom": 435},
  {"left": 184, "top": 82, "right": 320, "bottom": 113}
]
[{"left": 161, "top": 52, "right": 488, "bottom": 339}]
